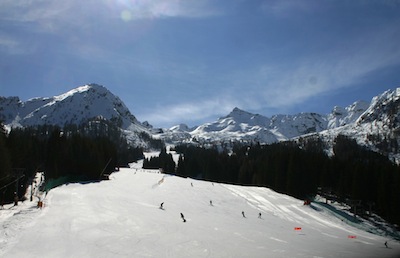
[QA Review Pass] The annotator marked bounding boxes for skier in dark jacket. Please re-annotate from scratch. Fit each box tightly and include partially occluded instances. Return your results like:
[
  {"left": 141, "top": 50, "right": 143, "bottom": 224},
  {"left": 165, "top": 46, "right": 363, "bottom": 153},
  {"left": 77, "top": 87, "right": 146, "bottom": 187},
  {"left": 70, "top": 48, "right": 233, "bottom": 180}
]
[{"left": 180, "top": 213, "right": 186, "bottom": 222}]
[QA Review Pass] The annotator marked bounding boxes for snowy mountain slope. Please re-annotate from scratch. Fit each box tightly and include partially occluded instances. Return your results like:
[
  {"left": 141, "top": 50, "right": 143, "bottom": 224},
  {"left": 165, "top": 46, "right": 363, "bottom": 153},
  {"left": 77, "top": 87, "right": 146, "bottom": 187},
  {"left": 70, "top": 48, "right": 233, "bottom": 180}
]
[
  {"left": 1, "top": 84, "right": 141, "bottom": 129},
  {"left": 327, "top": 100, "right": 370, "bottom": 129},
  {"left": 292, "top": 88, "right": 399, "bottom": 160},
  {"left": 0, "top": 84, "right": 153, "bottom": 146},
  {"left": 320, "top": 88, "right": 400, "bottom": 161},
  {"left": 189, "top": 108, "right": 280, "bottom": 143},
  {"left": 1, "top": 161, "right": 399, "bottom": 258},
  {"left": 153, "top": 124, "right": 193, "bottom": 143},
  {"left": 1, "top": 84, "right": 398, "bottom": 157},
  {"left": 356, "top": 88, "right": 400, "bottom": 126},
  {"left": 269, "top": 112, "right": 327, "bottom": 139},
  {"left": 158, "top": 101, "right": 369, "bottom": 145},
  {"left": 158, "top": 88, "right": 400, "bottom": 161}
]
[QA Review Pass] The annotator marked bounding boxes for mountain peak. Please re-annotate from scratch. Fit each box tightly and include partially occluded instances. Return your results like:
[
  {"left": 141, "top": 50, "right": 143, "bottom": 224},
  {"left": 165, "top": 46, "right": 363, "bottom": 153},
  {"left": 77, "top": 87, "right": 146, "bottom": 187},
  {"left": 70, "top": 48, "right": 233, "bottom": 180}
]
[
  {"left": 1, "top": 84, "right": 143, "bottom": 129},
  {"left": 226, "top": 107, "right": 255, "bottom": 119},
  {"left": 328, "top": 100, "right": 369, "bottom": 128},
  {"left": 170, "top": 123, "right": 191, "bottom": 132},
  {"left": 231, "top": 107, "right": 242, "bottom": 112}
]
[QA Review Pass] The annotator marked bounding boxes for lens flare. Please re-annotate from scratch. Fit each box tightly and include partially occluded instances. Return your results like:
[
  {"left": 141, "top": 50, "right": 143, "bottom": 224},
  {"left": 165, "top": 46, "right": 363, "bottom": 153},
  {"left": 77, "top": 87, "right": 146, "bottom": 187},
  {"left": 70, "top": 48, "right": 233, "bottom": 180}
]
[{"left": 120, "top": 9, "right": 132, "bottom": 22}]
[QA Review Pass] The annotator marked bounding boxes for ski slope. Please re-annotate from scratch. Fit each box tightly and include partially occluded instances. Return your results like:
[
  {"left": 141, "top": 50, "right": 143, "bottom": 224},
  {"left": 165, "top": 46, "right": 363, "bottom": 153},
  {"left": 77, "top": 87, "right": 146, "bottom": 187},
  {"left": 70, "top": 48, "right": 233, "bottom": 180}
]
[{"left": 1, "top": 161, "right": 399, "bottom": 258}]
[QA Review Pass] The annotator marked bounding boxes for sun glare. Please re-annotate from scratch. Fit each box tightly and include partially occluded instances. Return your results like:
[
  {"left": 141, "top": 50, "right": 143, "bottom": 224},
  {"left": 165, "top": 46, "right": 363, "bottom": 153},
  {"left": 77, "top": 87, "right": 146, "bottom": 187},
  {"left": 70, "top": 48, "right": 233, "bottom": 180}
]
[{"left": 121, "top": 9, "right": 132, "bottom": 22}]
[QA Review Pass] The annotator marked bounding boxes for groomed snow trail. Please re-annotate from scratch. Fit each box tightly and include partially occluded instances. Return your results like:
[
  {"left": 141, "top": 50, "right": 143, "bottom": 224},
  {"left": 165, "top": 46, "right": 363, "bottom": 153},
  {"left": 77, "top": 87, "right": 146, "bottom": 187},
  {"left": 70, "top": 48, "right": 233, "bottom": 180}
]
[{"left": 1, "top": 163, "right": 399, "bottom": 257}]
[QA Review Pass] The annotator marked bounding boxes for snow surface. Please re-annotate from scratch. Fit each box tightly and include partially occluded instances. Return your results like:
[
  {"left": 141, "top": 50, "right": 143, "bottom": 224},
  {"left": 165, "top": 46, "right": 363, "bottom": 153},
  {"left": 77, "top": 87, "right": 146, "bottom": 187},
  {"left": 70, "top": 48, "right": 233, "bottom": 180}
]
[{"left": 1, "top": 160, "right": 399, "bottom": 258}]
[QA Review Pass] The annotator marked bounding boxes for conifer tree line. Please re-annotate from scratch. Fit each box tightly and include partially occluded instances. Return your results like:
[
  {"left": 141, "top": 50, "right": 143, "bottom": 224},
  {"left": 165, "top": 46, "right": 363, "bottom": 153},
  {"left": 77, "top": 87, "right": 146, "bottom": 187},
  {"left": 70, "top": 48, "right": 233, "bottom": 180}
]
[
  {"left": 0, "top": 120, "right": 144, "bottom": 203},
  {"left": 160, "top": 136, "right": 400, "bottom": 226},
  {"left": 142, "top": 147, "right": 175, "bottom": 173}
]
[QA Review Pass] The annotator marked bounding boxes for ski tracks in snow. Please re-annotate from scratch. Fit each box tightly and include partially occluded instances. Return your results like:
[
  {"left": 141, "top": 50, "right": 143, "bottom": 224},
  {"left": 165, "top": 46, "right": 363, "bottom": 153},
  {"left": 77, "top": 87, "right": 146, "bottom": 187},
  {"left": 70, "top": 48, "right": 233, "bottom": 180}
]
[
  {"left": 222, "top": 184, "right": 304, "bottom": 222},
  {"left": 0, "top": 202, "right": 44, "bottom": 256},
  {"left": 222, "top": 183, "right": 383, "bottom": 248}
]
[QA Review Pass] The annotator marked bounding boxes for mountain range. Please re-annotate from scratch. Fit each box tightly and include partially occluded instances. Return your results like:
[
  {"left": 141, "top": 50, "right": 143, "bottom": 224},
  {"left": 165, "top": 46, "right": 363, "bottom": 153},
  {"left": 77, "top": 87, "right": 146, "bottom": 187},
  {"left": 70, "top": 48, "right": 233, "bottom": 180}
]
[
  {"left": 156, "top": 88, "right": 400, "bottom": 161},
  {"left": 1, "top": 84, "right": 399, "bottom": 161},
  {"left": 156, "top": 99, "right": 375, "bottom": 143}
]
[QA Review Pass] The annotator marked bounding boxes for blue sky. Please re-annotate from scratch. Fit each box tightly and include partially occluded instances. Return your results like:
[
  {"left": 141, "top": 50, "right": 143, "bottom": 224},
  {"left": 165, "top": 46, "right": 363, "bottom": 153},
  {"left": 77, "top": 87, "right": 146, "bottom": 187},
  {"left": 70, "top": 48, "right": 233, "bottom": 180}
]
[{"left": 1, "top": 0, "right": 400, "bottom": 128}]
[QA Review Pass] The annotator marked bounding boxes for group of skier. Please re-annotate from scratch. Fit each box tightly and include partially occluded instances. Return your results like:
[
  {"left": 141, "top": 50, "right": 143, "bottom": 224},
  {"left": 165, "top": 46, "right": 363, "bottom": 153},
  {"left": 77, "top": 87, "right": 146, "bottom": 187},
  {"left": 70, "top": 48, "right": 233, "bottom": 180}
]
[
  {"left": 160, "top": 201, "right": 262, "bottom": 223},
  {"left": 160, "top": 202, "right": 186, "bottom": 222},
  {"left": 159, "top": 180, "right": 264, "bottom": 223},
  {"left": 157, "top": 180, "right": 391, "bottom": 249}
]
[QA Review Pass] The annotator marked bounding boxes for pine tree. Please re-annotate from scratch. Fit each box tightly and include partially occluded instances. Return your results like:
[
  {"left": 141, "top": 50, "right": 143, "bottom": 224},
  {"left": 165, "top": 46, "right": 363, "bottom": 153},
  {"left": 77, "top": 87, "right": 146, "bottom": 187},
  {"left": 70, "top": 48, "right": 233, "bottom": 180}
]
[{"left": 0, "top": 122, "right": 11, "bottom": 182}]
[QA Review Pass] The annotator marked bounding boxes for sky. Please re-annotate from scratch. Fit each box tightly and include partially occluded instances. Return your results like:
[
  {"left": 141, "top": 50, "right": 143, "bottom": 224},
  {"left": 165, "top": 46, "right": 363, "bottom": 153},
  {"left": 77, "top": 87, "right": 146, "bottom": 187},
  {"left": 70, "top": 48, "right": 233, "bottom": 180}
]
[{"left": 1, "top": 0, "right": 400, "bottom": 128}]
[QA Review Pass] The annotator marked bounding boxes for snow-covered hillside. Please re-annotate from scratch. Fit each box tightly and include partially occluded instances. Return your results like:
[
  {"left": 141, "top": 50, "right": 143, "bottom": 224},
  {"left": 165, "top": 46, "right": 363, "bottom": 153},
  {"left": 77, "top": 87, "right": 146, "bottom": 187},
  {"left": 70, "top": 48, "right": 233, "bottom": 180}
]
[
  {"left": 1, "top": 161, "right": 399, "bottom": 258},
  {"left": 158, "top": 88, "right": 400, "bottom": 161},
  {"left": 158, "top": 101, "right": 371, "bottom": 145},
  {"left": 327, "top": 100, "right": 370, "bottom": 129},
  {"left": 0, "top": 84, "right": 151, "bottom": 145},
  {"left": 157, "top": 108, "right": 327, "bottom": 144},
  {"left": 307, "top": 88, "right": 400, "bottom": 162},
  {"left": 0, "top": 84, "right": 140, "bottom": 129}
]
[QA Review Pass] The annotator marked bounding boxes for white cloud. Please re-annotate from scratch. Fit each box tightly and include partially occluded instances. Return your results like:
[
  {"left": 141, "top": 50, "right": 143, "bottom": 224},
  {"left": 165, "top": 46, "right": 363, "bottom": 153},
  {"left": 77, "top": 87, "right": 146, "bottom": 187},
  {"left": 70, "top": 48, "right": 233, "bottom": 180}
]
[
  {"left": 141, "top": 96, "right": 237, "bottom": 127},
  {"left": 142, "top": 21, "right": 400, "bottom": 127},
  {"left": 0, "top": 0, "right": 223, "bottom": 56},
  {"left": 121, "top": 0, "right": 222, "bottom": 19},
  {"left": 0, "top": 36, "right": 20, "bottom": 54},
  {"left": 0, "top": 0, "right": 221, "bottom": 24},
  {"left": 248, "top": 23, "right": 400, "bottom": 109},
  {"left": 261, "top": 0, "right": 321, "bottom": 17},
  {"left": 0, "top": 1, "right": 72, "bottom": 25}
]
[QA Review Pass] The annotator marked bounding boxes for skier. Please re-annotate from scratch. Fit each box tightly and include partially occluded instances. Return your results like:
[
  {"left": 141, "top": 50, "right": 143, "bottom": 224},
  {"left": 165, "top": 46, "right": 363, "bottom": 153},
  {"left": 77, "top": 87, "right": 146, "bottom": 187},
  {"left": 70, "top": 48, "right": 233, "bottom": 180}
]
[
  {"left": 191, "top": 183, "right": 193, "bottom": 187},
  {"left": 385, "top": 241, "right": 388, "bottom": 248},
  {"left": 180, "top": 213, "right": 186, "bottom": 222},
  {"left": 242, "top": 211, "right": 246, "bottom": 218},
  {"left": 210, "top": 200, "right": 213, "bottom": 206},
  {"left": 13, "top": 192, "right": 18, "bottom": 206},
  {"left": 160, "top": 202, "right": 164, "bottom": 210},
  {"left": 258, "top": 212, "right": 262, "bottom": 219}
]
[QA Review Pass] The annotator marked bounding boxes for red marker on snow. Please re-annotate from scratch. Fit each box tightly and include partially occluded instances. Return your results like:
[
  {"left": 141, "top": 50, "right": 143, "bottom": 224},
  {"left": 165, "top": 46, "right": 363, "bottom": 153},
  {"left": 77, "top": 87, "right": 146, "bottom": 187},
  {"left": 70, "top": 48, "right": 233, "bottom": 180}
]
[
  {"left": 348, "top": 235, "right": 357, "bottom": 239},
  {"left": 294, "top": 227, "right": 302, "bottom": 231}
]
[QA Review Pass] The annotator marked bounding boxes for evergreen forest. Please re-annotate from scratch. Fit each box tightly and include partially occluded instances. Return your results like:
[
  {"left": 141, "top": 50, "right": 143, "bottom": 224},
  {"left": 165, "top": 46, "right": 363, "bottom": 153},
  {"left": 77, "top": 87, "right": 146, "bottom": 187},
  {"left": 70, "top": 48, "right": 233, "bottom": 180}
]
[
  {"left": 0, "top": 119, "right": 145, "bottom": 205},
  {"left": 151, "top": 136, "right": 400, "bottom": 227}
]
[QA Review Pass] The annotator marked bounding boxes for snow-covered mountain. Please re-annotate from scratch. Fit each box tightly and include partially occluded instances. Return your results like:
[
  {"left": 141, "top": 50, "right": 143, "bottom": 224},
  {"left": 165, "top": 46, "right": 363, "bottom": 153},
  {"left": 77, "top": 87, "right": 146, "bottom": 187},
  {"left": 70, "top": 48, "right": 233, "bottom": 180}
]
[
  {"left": 327, "top": 100, "right": 370, "bottom": 129},
  {"left": 158, "top": 102, "right": 369, "bottom": 145},
  {"left": 158, "top": 88, "right": 400, "bottom": 161},
  {"left": 1, "top": 84, "right": 399, "bottom": 159},
  {"left": 0, "top": 84, "right": 151, "bottom": 145},
  {"left": 316, "top": 88, "right": 400, "bottom": 161},
  {"left": 1, "top": 84, "right": 136, "bottom": 129}
]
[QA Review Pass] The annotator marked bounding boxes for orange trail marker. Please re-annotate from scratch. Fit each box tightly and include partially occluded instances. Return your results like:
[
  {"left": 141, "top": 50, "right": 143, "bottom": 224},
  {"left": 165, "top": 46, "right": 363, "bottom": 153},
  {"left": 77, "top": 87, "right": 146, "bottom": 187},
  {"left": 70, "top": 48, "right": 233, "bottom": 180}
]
[{"left": 294, "top": 227, "right": 302, "bottom": 231}]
